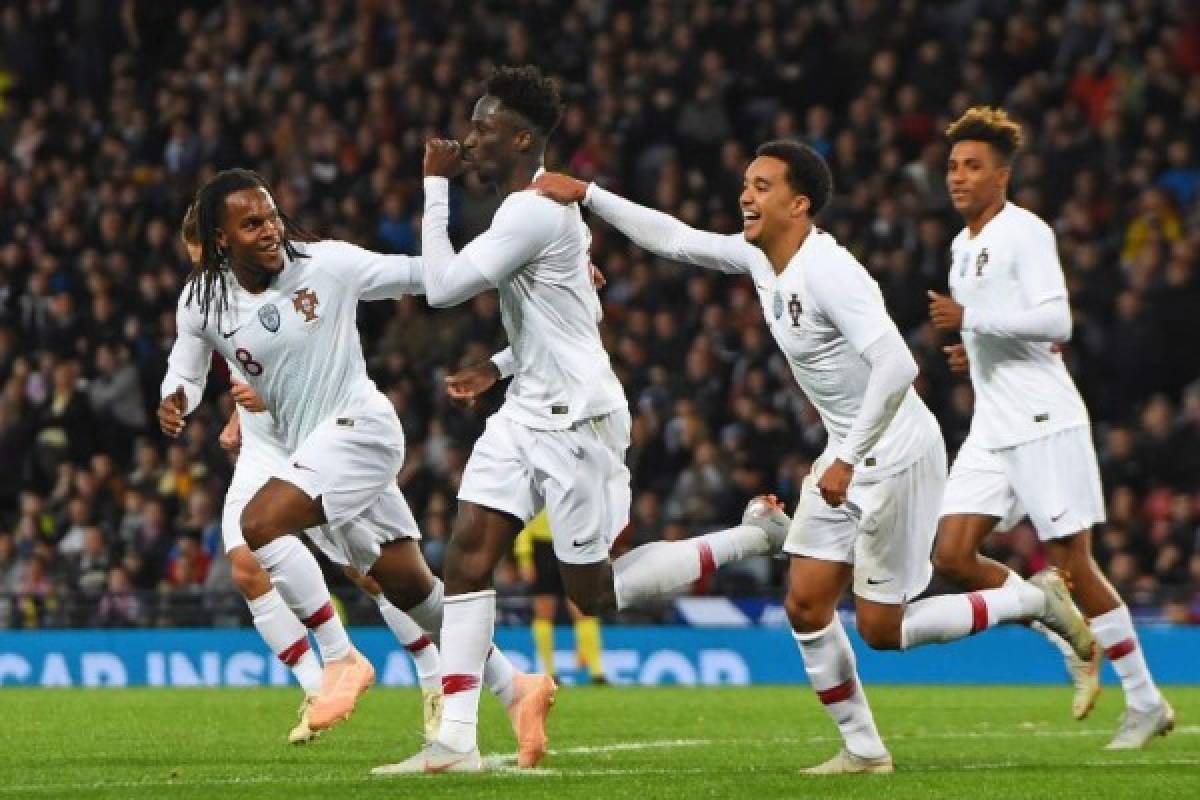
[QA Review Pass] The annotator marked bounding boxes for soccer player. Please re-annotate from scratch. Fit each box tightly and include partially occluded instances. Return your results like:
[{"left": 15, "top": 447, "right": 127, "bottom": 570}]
[
  {"left": 928, "top": 106, "right": 1174, "bottom": 749},
  {"left": 532, "top": 139, "right": 1093, "bottom": 773},
  {"left": 514, "top": 511, "right": 607, "bottom": 684},
  {"left": 159, "top": 171, "right": 554, "bottom": 755},
  {"left": 380, "top": 66, "right": 790, "bottom": 774},
  {"left": 179, "top": 206, "right": 442, "bottom": 743}
]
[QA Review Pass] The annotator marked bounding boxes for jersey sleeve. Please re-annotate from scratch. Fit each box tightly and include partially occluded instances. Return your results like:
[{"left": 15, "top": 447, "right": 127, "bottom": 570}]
[
  {"left": 585, "top": 185, "right": 755, "bottom": 274},
  {"left": 458, "top": 192, "right": 561, "bottom": 284},
  {"left": 806, "top": 251, "right": 898, "bottom": 355},
  {"left": 160, "top": 294, "right": 213, "bottom": 414},
  {"left": 1014, "top": 219, "right": 1068, "bottom": 306},
  {"left": 315, "top": 240, "right": 425, "bottom": 301}
]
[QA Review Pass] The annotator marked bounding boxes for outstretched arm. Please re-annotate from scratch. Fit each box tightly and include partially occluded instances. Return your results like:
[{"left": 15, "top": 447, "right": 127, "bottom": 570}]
[{"left": 532, "top": 172, "right": 754, "bottom": 275}]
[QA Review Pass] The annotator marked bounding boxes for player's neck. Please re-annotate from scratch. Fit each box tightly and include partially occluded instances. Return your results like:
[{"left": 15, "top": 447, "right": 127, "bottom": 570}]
[
  {"left": 502, "top": 159, "right": 542, "bottom": 195},
  {"left": 966, "top": 196, "right": 1006, "bottom": 237},
  {"left": 232, "top": 261, "right": 274, "bottom": 294},
  {"left": 762, "top": 220, "right": 813, "bottom": 275}
]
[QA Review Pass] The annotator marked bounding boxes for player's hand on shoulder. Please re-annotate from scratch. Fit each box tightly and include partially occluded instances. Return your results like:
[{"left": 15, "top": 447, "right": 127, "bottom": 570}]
[
  {"left": 157, "top": 386, "right": 187, "bottom": 438},
  {"left": 531, "top": 172, "right": 588, "bottom": 204},
  {"left": 927, "top": 290, "right": 964, "bottom": 332},
  {"left": 942, "top": 343, "right": 969, "bottom": 374},
  {"left": 230, "top": 380, "right": 266, "bottom": 412},
  {"left": 424, "top": 138, "right": 464, "bottom": 178},
  {"left": 445, "top": 361, "right": 501, "bottom": 407}
]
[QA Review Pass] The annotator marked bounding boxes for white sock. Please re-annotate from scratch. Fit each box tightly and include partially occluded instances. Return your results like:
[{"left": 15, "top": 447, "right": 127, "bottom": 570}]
[
  {"left": 613, "top": 525, "right": 768, "bottom": 610},
  {"left": 901, "top": 580, "right": 1043, "bottom": 649},
  {"left": 247, "top": 588, "right": 323, "bottom": 695},
  {"left": 375, "top": 594, "right": 441, "bottom": 691},
  {"left": 436, "top": 589, "right": 495, "bottom": 753},
  {"left": 1090, "top": 605, "right": 1162, "bottom": 712},
  {"left": 254, "top": 536, "right": 351, "bottom": 662},
  {"left": 793, "top": 616, "right": 887, "bottom": 760},
  {"left": 483, "top": 645, "right": 517, "bottom": 707},
  {"left": 405, "top": 578, "right": 445, "bottom": 634}
]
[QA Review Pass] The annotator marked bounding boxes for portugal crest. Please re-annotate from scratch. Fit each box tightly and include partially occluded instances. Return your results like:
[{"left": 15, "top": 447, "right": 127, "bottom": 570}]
[
  {"left": 257, "top": 303, "right": 280, "bottom": 333},
  {"left": 292, "top": 288, "right": 319, "bottom": 322}
]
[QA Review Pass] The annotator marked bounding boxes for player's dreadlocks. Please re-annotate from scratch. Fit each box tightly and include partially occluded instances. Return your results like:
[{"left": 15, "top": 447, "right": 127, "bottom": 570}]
[
  {"left": 945, "top": 106, "right": 1025, "bottom": 164},
  {"left": 486, "top": 65, "right": 564, "bottom": 139},
  {"left": 184, "top": 168, "right": 314, "bottom": 330}
]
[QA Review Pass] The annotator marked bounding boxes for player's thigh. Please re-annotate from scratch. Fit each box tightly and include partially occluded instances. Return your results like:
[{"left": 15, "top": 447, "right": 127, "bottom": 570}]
[
  {"left": 444, "top": 500, "right": 525, "bottom": 592},
  {"left": 852, "top": 443, "right": 945, "bottom": 606},
  {"left": 558, "top": 559, "right": 617, "bottom": 617},
  {"left": 1005, "top": 427, "right": 1105, "bottom": 541},
  {"left": 531, "top": 540, "right": 565, "bottom": 596},
  {"left": 279, "top": 410, "right": 406, "bottom": 529},
  {"left": 457, "top": 415, "right": 539, "bottom": 526},
  {"left": 241, "top": 477, "right": 326, "bottom": 546},
  {"left": 853, "top": 595, "right": 905, "bottom": 650}
]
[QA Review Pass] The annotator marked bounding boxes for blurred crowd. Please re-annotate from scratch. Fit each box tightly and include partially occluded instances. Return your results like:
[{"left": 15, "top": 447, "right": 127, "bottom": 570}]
[{"left": 0, "top": 0, "right": 1198, "bottom": 627}]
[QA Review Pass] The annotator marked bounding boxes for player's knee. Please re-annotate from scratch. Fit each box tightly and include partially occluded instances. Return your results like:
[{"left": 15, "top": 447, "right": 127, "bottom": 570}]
[
  {"left": 443, "top": 551, "right": 493, "bottom": 594},
  {"left": 784, "top": 591, "right": 829, "bottom": 634},
  {"left": 230, "top": 548, "right": 271, "bottom": 598},
  {"left": 239, "top": 504, "right": 279, "bottom": 550}
]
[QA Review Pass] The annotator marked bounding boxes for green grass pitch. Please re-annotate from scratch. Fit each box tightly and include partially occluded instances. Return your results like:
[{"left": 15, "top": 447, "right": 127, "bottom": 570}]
[{"left": 1, "top": 686, "right": 1195, "bottom": 799}]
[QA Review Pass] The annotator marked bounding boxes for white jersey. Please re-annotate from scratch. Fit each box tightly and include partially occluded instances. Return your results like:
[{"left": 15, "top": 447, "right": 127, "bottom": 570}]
[
  {"left": 949, "top": 203, "right": 1089, "bottom": 449},
  {"left": 457, "top": 186, "right": 626, "bottom": 430},
  {"left": 162, "top": 240, "right": 423, "bottom": 452}
]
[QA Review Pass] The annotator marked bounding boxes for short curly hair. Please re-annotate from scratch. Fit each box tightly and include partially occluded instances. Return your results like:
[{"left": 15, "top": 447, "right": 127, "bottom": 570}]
[
  {"left": 945, "top": 106, "right": 1025, "bottom": 163},
  {"left": 486, "top": 65, "right": 563, "bottom": 138},
  {"left": 755, "top": 139, "right": 834, "bottom": 215}
]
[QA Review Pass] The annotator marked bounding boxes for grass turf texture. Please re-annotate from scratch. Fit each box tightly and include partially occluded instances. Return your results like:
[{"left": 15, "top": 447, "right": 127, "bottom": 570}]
[{"left": 1, "top": 686, "right": 1195, "bottom": 799}]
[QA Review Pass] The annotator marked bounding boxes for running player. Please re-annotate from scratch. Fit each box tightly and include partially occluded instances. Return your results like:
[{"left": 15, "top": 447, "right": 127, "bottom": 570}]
[{"left": 929, "top": 106, "right": 1173, "bottom": 749}]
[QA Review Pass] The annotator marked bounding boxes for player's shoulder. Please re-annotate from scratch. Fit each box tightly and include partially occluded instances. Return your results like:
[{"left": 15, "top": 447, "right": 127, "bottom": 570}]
[
  {"left": 998, "top": 203, "right": 1053, "bottom": 238},
  {"left": 497, "top": 189, "right": 571, "bottom": 238},
  {"left": 800, "top": 229, "right": 873, "bottom": 298}
]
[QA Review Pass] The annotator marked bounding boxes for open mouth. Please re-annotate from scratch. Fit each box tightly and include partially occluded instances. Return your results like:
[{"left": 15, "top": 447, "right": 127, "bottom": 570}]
[{"left": 742, "top": 210, "right": 762, "bottom": 227}]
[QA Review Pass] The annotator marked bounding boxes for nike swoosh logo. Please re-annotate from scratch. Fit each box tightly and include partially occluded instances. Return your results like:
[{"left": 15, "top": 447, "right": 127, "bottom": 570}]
[
  {"left": 221, "top": 326, "right": 244, "bottom": 339},
  {"left": 292, "top": 462, "right": 316, "bottom": 472},
  {"left": 1050, "top": 510, "right": 1067, "bottom": 522},
  {"left": 572, "top": 536, "right": 597, "bottom": 548},
  {"left": 866, "top": 577, "right": 891, "bottom": 585}
]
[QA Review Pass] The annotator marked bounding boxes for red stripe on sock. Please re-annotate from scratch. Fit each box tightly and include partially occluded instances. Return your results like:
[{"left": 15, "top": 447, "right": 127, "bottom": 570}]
[
  {"left": 278, "top": 636, "right": 311, "bottom": 667},
  {"left": 442, "top": 673, "right": 481, "bottom": 695},
  {"left": 302, "top": 602, "right": 335, "bottom": 629},
  {"left": 404, "top": 634, "right": 433, "bottom": 654},
  {"left": 697, "top": 541, "right": 717, "bottom": 576},
  {"left": 816, "top": 679, "right": 856, "bottom": 705},
  {"left": 1105, "top": 637, "right": 1137, "bottom": 661},
  {"left": 966, "top": 591, "right": 989, "bottom": 634}
]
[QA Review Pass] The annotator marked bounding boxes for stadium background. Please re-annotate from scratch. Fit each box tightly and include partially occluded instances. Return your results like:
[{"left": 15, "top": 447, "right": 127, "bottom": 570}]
[{"left": 0, "top": 0, "right": 1198, "bottom": 689}]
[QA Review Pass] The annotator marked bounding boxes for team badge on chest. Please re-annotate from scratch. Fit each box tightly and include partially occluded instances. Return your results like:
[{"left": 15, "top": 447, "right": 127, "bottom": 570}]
[
  {"left": 772, "top": 290, "right": 783, "bottom": 320},
  {"left": 257, "top": 303, "right": 280, "bottom": 333},
  {"left": 788, "top": 293, "right": 803, "bottom": 326},
  {"left": 292, "top": 288, "right": 319, "bottom": 322},
  {"left": 975, "top": 248, "right": 989, "bottom": 276}
]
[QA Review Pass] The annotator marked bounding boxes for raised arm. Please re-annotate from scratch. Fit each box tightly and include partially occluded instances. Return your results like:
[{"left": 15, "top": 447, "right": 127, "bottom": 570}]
[{"left": 531, "top": 172, "right": 754, "bottom": 275}]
